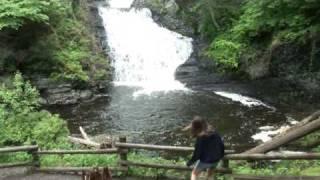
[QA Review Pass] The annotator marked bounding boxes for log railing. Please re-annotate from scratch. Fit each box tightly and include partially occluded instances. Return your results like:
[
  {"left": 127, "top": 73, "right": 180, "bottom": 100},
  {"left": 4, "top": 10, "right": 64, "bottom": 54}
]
[
  {"left": 0, "top": 145, "right": 38, "bottom": 169},
  {"left": 1, "top": 137, "right": 320, "bottom": 176}
]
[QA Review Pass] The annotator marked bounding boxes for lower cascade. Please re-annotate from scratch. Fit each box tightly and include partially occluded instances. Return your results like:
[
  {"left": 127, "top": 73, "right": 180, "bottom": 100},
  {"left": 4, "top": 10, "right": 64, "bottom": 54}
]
[{"left": 99, "top": 0, "right": 193, "bottom": 96}]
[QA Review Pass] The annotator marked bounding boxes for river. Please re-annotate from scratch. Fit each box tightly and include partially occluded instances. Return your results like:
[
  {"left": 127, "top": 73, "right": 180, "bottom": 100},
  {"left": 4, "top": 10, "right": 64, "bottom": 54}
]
[{"left": 48, "top": 0, "right": 320, "bottom": 147}]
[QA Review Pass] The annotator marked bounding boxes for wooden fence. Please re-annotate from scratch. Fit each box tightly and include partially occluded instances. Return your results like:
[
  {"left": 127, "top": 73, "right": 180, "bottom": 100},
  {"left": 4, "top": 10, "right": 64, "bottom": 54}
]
[{"left": 1, "top": 136, "right": 320, "bottom": 177}]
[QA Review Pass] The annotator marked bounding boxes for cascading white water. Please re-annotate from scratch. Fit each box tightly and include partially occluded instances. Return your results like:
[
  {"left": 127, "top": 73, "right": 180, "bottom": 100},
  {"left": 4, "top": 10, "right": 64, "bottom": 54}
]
[
  {"left": 99, "top": 0, "right": 193, "bottom": 96},
  {"left": 107, "top": 0, "right": 135, "bottom": 8}
]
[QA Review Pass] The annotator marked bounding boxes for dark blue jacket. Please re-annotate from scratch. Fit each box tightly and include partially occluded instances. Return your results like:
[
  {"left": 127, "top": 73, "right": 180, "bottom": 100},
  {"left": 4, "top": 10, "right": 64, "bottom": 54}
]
[{"left": 187, "top": 131, "right": 225, "bottom": 166}]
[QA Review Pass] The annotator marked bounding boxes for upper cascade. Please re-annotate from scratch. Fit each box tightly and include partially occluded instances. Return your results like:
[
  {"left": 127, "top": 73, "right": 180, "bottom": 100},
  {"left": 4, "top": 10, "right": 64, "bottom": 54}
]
[
  {"left": 108, "top": 0, "right": 135, "bottom": 8},
  {"left": 99, "top": 0, "right": 193, "bottom": 96}
]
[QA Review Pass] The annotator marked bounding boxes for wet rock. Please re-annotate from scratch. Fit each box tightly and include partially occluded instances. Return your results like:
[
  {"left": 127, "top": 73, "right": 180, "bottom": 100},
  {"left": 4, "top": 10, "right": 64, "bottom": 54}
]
[
  {"left": 164, "top": 0, "right": 179, "bottom": 16},
  {"left": 80, "top": 90, "right": 93, "bottom": 100},
  {"left": 133, "top": 0, "right": 194, "bottom": 36},
  {"left": 30, "top": 76, "right": 108, "bottom": 105},
  {"left": 175, "top": 65, "right": 199, "bottom": 77},
  {"left": 243, "top": 52, "right": 271, "bottom": 79},
  {"left": 47, "top": 85, "right": 72, "bottom": 94},
  {"left": 46, "top": 91, "right": 79, "bottom": 105}
]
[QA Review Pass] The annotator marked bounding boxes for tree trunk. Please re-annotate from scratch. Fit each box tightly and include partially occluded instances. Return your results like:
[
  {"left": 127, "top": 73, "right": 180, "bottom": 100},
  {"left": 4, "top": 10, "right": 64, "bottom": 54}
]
[{"left": 244, "top": 111, "right": 320, "bottom": 154}]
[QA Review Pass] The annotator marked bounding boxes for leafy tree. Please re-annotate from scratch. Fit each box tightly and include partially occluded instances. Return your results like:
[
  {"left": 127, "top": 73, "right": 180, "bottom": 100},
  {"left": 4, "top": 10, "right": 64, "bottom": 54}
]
[
  {"left": 0, "top": 0, "right": 109, "bottom": 84},
  {"left": 205, "top": 0, "right": 320, "bottom": 70},
  {"left": 193, "top": 0, "right": 242, "bottom": 38},
  {"left": 0, "top": 72, "right": 69, "bottom": 148},
  {"left": 0, "top": 0, "right": 64, "bottom": 30}
]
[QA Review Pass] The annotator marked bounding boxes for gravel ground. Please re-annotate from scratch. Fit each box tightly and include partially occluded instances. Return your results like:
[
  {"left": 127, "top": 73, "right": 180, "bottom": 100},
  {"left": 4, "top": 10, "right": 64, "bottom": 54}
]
[
  {"left": 0, "top": 168, "right": 80, "bottom": 180},
  {"left": 0, "top": 168, "right": 166, "bottom": 180}
]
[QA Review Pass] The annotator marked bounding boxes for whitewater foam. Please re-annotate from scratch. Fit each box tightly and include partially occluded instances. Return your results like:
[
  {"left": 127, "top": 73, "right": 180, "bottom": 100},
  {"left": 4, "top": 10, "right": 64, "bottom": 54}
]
[
  {"left": 214, "top": 91, "right": 275, "bottom": 110},
  {"left": 99, "top": 5, "right": 193, "bottom": 96}
]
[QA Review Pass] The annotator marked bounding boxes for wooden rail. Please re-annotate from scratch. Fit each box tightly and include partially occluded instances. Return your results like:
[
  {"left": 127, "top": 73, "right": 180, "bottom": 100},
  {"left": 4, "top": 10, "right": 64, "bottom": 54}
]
[
  {"left": 0, "top": 162, "right": 32, "bottom": 168},
  {"left": 0, "top": 144, "right": 38, "bottom": 169},
  {"left": 119, "top": 160, "right": 232, "bottom": 173},
  {"left": 38, "top": 148, "right": 118, "bottom": 155},
  {"left": 115, "top": 142, "right": 235, "bottom": 154},
  {"left": 1, "top": 137, "right": 319, "bottom": 177},
  {"left": 0, "top": 145, "right": 38, "bottom": 153},
  {"left": 35, "top": 166, "right": 127, "bottom": 173},
  {"left": 225, "top": 153, "right": 320, "bottom": 160}
]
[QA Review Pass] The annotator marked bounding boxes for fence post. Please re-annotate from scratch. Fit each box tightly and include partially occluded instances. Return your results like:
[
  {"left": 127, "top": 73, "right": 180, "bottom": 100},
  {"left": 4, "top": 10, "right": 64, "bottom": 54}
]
[
  {"left": 217, "top": 159, "right": 230, "bottom": 180},
  {"left": 222, "top": 159, "right": 229, "bottom": 169},
  {"left": 30, "top": 141, "right": 40, "bottom": 169},
  {"left": 118, "top": 136, "right": 128, "bottom": 175}
]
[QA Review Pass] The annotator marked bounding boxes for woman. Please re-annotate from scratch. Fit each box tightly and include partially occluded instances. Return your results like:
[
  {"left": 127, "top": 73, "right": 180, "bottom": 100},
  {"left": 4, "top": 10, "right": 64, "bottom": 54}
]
[{"left": 184, "top": 116, "right": 225, "bottom": 180}]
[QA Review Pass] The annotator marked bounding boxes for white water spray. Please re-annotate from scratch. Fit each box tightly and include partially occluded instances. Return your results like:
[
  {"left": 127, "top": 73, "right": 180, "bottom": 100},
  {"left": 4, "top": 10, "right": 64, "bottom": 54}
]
[
  {"left": 99, "top": 0, "right": 193, "bottom": 96},
  {"left": 214, "top": 91, "right": 275, "bottom": 110},
  {"left": 108, "top": 0, "right": 134, "bottom": 8}
]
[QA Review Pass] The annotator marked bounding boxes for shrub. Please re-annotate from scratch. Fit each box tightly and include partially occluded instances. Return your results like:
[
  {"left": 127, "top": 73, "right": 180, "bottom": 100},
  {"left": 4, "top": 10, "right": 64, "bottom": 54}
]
[{"left": 0, "top": 72, "right": 69, "bottom": 148}]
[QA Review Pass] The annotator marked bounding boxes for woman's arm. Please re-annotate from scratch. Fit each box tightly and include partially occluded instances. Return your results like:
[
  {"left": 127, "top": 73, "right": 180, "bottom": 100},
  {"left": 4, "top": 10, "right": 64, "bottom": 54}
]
[{"left": 187, "top": 138, "right": 202, "bottom": 166}]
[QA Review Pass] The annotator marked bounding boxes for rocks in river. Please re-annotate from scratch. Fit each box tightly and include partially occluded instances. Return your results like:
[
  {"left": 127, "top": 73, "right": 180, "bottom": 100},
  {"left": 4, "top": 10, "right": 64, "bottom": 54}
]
[
  {"left": 132, "top": 0, "right": 195, "bottom": 36},
  {"left": 30, "top": 76, "right": 109, "bottom": 105}
]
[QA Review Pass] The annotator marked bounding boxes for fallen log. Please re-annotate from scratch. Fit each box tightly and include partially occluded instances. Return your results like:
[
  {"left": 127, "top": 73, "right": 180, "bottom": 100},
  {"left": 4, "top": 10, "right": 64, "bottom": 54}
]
[
  {"left": 80, "top": 126, "right": 91, "bottom": 141},
  {"left": 69, "top": 127, "right": 113, "bottom": 149},
  {"left": 68, "top": 136, "right": 101, "bottom": 149},
  {"left": 245, "top": 110, "right": 320, "bottom": 154}
]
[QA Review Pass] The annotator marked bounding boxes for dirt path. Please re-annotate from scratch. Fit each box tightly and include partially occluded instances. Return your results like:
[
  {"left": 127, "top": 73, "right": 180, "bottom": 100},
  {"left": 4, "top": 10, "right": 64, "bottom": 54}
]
[
  {"left": 0, "top": 168, "right": 158, "bottom": 180},
  {"left": 0, "top": 168, "right": 79, "bottom": 180}
]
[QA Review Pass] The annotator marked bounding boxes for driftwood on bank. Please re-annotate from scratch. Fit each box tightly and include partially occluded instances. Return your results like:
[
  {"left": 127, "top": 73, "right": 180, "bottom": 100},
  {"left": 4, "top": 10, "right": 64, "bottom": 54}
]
[
  {"left": 245, "top": 110, "right": 320, "bottom": 154},
  {"left": 68, "top": 127, "right": 113, "bottom": 149},
  {"left": 68, "top": 136, "right": 101, "bottom": 148},
  {"left": 80, "top": 126, "right": 91, "bottom": 141}
]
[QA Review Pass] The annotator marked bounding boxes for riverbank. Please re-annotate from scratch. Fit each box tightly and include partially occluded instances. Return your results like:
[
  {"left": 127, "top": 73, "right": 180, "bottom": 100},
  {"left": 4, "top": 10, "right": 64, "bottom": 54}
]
[
  {"left": 131, "top": 0, "right": 320, "bottom": 103},
  {"left": 0, "top": 0, "right": 111, "bottom": 106}
]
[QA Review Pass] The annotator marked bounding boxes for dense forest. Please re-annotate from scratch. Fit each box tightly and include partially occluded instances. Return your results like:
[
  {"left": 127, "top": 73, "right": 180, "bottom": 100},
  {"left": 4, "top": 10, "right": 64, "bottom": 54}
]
[
  {"left": 0, "top": 0, "right": 108, "bottom": 155},
  {"left": 180, "top": 0, "right": 320, "bottom": 77},
  {"left": 0, "top": 0, "right": 109, "bottom": 83},
  {"left": 0, "top": 0, "right": 320, "bottom": 178}
]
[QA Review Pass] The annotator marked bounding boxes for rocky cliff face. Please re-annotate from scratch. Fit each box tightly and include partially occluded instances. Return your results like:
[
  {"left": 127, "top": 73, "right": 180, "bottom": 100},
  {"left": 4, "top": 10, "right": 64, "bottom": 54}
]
[
  {"left": 131, "top": 0, "right": 232, "bottom": 87},
  {"left": 132, "top": 0, "right": 320, "bottom": 101},
  {"left": 33, "top": 0, "right": 111, "bottom": 105}
]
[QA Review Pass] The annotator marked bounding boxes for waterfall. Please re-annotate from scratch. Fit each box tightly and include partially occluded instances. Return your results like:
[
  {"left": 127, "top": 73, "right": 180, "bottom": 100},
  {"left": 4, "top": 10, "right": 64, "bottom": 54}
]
[{"left": 99, "top": 0, "right": 193, "bottom": 96}]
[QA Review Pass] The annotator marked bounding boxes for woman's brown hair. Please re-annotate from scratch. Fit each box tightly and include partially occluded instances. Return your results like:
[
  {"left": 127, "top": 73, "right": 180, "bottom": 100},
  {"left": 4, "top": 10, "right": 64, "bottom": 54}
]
[{"left": 190, "top": 116, "right": 211, "bottom": 137}]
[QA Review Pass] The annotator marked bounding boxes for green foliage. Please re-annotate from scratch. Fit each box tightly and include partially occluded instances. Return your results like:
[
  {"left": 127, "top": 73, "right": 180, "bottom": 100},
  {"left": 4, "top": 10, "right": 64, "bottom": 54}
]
[
  {"left": 0, "top": 0, "right": 109, "bottom": 84},
  {"left": 195, "top": 0, "right": 241, "bottom": 38},
  {"left": 0, "top": 0, "right": 64, "bottom": 30},
  {"left": 0, "top": 152, "right": 31, "bottom": 164},
  {"left": 204, "top": 0, "right": 320, "bottom": 71},
  {"left": 234, "top": 160, "right": 320, "bottom": 176},
  {"left": 0, "top": 72, "right": 39, "bottom": 114},
  {"left": 31, "top": 112, "right": 69, "bottom": 149},
  {"left": 207, "top": 38, "right": 243, "bottom": 69},
  {"left": 0, "top": 72, "right": 69, "bottom": 147},
  {"left": 41, "top": 154, "right": 118, "bottom": 167},
  {"left": 40, "top": 152, "right": 187, "bottom": 178}
]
